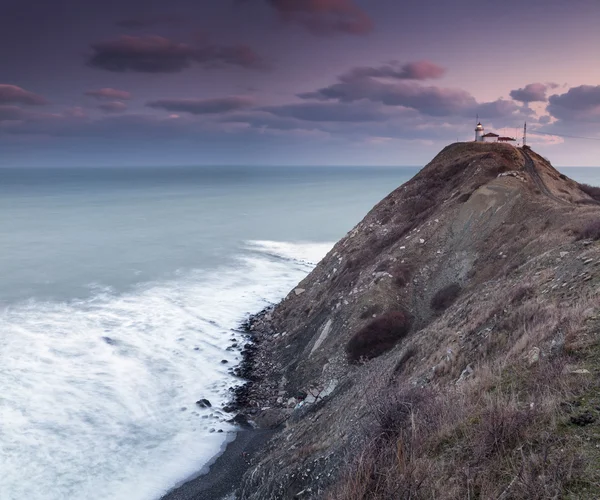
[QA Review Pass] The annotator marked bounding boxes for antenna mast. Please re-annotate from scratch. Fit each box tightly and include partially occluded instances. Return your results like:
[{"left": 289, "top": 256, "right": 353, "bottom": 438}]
[{"left": 523, "top": 122, "right": 527, "bottom": 147}]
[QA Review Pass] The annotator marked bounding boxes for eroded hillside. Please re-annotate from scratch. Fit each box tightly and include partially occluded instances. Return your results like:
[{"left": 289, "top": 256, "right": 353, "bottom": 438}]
[{"left": 236, "top": 143, "right": 600, "bottom": 499}]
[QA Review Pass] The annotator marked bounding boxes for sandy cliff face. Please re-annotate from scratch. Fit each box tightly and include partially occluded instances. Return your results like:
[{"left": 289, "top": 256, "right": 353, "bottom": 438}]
[{"left": 236, "top": 143, "right": 600, "bottom": 499}]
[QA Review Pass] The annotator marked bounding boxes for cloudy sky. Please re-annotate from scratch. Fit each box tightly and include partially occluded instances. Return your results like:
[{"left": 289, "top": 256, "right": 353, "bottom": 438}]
[{"left": 2, "top": 0, "right": 600, "bottom": 167}]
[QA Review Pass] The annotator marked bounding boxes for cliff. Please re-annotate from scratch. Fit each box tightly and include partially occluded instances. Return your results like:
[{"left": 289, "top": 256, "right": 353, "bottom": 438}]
[{"left": 235, "top": 143, "right": 600, "bottom": 499}]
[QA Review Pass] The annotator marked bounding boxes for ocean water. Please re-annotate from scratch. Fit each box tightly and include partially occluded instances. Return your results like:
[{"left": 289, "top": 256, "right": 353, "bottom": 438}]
[{"left": 0, "top": 165, "right": 418, "bottom": 500}]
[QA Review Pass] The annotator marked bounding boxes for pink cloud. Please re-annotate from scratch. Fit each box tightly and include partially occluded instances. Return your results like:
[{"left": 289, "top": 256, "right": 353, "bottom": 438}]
[
  {"left": 0, "top": 84, "right": 47, "bottom": 105},
  {"left": 98, "top": 101, "right": 128, "bottom": 113},
  {"left": 341, "top": 61, "right": 446, "bottom": 81},
  {"left": 85, "top": 88, "right": 132, "bottom": 100},
  {"left": 266, "top": 0, "right": 373, "bottom": 35}
]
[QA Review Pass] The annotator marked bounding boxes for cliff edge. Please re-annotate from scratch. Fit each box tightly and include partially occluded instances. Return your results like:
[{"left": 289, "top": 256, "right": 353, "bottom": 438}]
[{"left": 237, "top": 143, "right": 600, "bottom": 499}]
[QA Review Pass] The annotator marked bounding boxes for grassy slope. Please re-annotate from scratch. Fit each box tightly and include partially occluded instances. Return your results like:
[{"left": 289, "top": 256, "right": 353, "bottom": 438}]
[{"left": 239, "top": 143, "right": 600, "bottom": 499}]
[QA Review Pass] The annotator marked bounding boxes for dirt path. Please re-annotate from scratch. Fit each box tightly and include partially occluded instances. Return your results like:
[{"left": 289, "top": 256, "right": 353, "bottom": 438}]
[{"left": 520, "top": 148, "right": 569, "bottom": 205}]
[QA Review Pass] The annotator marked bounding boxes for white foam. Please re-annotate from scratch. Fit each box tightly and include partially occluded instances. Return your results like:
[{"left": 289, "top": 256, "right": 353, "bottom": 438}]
[
  {"left": 0, "top": 241, "right": 333, "bottom": 500},
  {"left": 244, "top": 240, "right": 332, "bottom": 265}
]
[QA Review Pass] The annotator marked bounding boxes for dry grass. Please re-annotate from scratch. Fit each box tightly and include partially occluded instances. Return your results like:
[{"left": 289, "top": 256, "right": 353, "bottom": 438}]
[
  {"left": 328, "top": 356, "right": 594, "bottom": 500},
  {"left": 329, "top": 275, "right": 600, "bottom": 499},
  {"left": 575, "top": 219, "right": 600, "bottom": 241},
  {"left": 579, "top": 183, "right": 600, "bottom": 202}
]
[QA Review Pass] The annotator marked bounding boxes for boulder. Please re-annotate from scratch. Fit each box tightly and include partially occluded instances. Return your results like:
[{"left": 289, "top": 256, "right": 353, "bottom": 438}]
[
  {"left": 229, "top": 413, "right": 253, "bottom": 429},
  {"left": 526, "top": 347, "right": 540, "bottom": 366},
  {"left": 196, "top": 399, "right": 212, "bottom": 408},
  {"left": 253, "top": 408, "right": 291, "bottom": 429}
]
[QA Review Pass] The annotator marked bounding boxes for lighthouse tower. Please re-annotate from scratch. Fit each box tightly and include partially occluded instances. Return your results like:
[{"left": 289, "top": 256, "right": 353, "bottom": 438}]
[{"left": 475, "top": 122, "right": 484, "bottom": 142}]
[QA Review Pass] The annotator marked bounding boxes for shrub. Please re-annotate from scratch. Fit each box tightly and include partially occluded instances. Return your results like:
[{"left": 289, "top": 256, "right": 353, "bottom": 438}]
[
  {"left": 579, "top": 183, "right": 600, "bottom": 202},
  {"left": 346, "top": 311, "right": 412, "bottom": 363},
  {"left": 472, "top": 401, "right": 533, "bottom": 461},
  {"left": 391, "top": 262, "right": 412, "bottom": 287},
  {"left": 511, "top": 284, "right": 534, "bottom": 305},
  {"left": 431, "top": 283, "right": 462, "bottom": 312},
  {"left": 575, "top": 219, "right": 600, "bottom": 241}
]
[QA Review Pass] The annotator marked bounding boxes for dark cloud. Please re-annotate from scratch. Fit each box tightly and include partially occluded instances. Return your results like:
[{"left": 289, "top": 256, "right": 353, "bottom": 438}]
[
  {"left": 147, "top": 96, "right": 255, "bottom": 114},
  {"left": 299, "top": 68, "right": 520, "bottom": 119},
  {"left": 475, "top": 99, "right": 521, "bottom": 119},
  {"left": 0, "top": 84, "right": 47, "bottom": 105},
  {"left": 547, "top": 85, "right": 600, "bottom": 122},
  {"left": 85, "top": 88, "right": 132, "bottom": 100},
  {"left": 87, "top": 36, "right": 266, "bottom": 73},
  {"left": 509, "top": 83, "right": 548, "bottom": 103},
  {"left": 261, "top": 0, "right": 373, "bottom": 35},
  {"left": 260, "top": 101, "right": 389, "bottom": 122},
  {"left": 98, "top": 101, "right": 128, "bottom": 113},
  {"left": 341, "top": 61, "right": 446, "bottom": 81},
  {"left": 300, "top": 79, "right": 475, "bottom": 116}
]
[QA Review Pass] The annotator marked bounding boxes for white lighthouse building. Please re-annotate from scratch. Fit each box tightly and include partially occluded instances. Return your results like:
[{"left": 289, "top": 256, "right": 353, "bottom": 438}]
[{"left": 475, "top": 122, "right": 484, "bottom": 142}]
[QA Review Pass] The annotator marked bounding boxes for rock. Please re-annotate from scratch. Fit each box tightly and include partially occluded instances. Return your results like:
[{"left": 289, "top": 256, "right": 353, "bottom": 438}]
[
  {"left": 286, "top": 397, "right": 298, "bottom": 407},
  {"left": 560, "top": 251, "right": 569, "bottom": 258},
  {"left": 419, "top": 238, "right": 425, "bottom": 244},
  {"left": 196, "top": 399, "right": 212, "bottom": 408},
  {"left": 570, "top": 368, "right": 591, "bottom": 375},
  {"left": 228, "top": 413, "right": 253, "bottom": 429},
  {"left": 294, "top": 288, "right": 306, "bottom": 296},
  {"left": 570, "top": 411, "right": 596, "bottom": 426},
  {"left": 456, "top": 364, "right": 473, "bottom": 384},
  {"left": 221, "top": 359, "right": 229, "bottom": 364},
  {"left": 526, "top": 347, "right": 540, "bottom": 366},
  {"left": 253, "top": 408, "right": 291, "bottom": 429}
]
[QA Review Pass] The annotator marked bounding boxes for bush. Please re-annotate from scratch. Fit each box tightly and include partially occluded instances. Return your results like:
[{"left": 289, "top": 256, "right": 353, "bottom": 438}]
[
  {"left": 575, "top": 219, "right": 600, "bottom": 241},
  {"left": 579, "top": 183, "right": 600, "bottom": 202},
  {"left": 511, "top": 284, "right": 534, "bottom": 305},
  {"left": 431, "top": 283, "right": 462, "bottom": 312},
  {"left": 346, "top": 311, "right": 412, "bottom": 363},
  {"left": 391, "top": 262, "right": 412, "bottom": 287}
]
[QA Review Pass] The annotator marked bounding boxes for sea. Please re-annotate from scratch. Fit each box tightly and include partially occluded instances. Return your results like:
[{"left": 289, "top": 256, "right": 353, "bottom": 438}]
[{"left": 0, "top": 165, "right": 598, "bottom": 500}]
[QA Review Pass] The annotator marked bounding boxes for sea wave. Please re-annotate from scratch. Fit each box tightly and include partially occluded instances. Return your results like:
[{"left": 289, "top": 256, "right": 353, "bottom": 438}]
[{"left": 0, "top": 240, "right": 332, "bottom": 500}]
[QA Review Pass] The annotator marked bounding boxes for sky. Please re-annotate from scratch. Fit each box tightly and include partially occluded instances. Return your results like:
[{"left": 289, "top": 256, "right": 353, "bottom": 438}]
[{"left": 1, "top": 0, "right": 600, "bottom": 167}]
